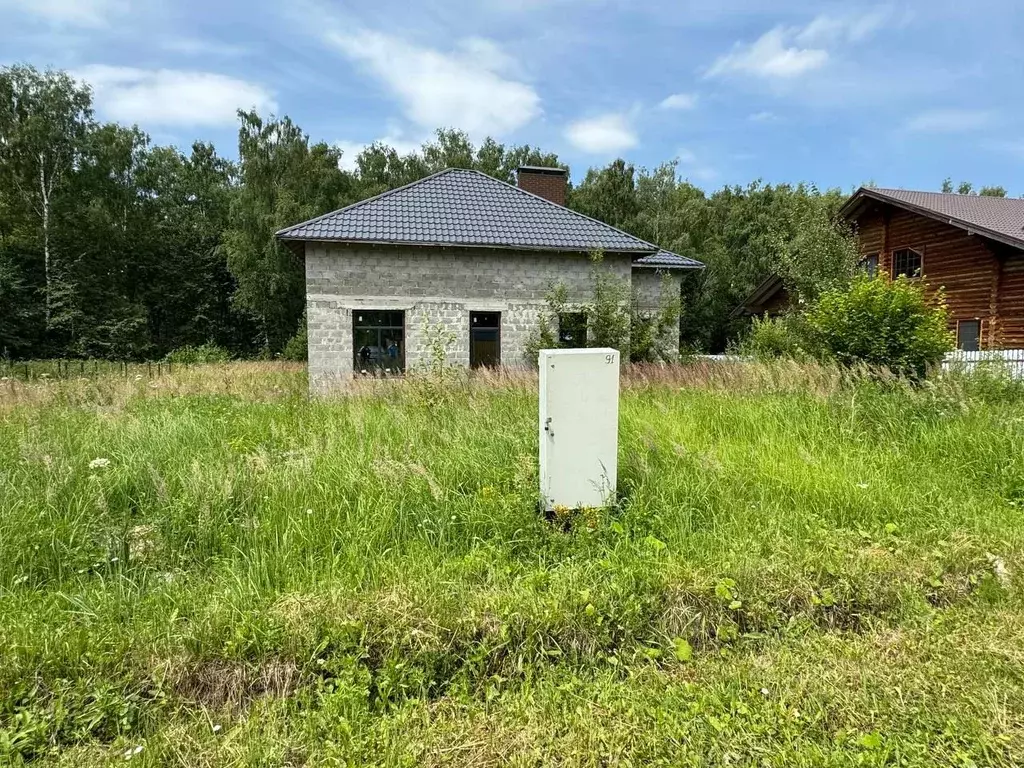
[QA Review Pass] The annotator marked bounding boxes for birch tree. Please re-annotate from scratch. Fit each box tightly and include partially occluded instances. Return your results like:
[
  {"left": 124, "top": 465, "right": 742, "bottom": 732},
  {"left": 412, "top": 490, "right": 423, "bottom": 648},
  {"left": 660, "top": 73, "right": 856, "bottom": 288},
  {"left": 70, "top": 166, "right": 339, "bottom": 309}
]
[{"left": 0, "top": 66, "right": 92, "bottom": 327}]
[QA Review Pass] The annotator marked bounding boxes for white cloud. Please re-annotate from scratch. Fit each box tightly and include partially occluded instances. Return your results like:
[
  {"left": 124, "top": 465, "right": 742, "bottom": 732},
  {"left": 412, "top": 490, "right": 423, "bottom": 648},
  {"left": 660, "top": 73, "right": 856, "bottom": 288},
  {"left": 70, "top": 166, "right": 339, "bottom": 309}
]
[
  {"left": 748, "top": 110, "right": 778, "bottom": 122},
  {"left": 335, "top": 135, "right": 424, "bottom": 171},
  {"left": 795, "top": 8, "right": 893, "bottom": 45},
  {"left": 989, "top": 140, "right": 1024, "bottom": 161},
  {"left": 73, "top": 66, "right": 276, "bottom": 126},
  {"left": 1, "top": 0, "right": 124, "bottom": 27},
  {"left": 675, "top": 148, "right": 698, "bottom": 164},
  {"left": 659, "top": 93, "right": 698, "bottom": 110},
  {"left": 674, "top": 147, "right": 717, "bottom": 182},
  {"left": 323, "top": 29, "right": 540, "bottom": 138},
  {"left": 904, "top": 109, "right": 993, "bottom": 133},
  {"left": 334, "top": 142, "right": 367, "bottom": 172},
  {"left": 564, "top": 112, "right": 638, "bottom": 154},
  {"left": 706, "top": 9, "right": 893, "bottom": 80},
  {"left": 161, "top": 38, "right": 249, "bottom": 58},
  {"left": 706, "top": 26, "right": 828, "bottom": 79},
  {"left": 456, "top": 37, "right": 525, "bottom": 79}
]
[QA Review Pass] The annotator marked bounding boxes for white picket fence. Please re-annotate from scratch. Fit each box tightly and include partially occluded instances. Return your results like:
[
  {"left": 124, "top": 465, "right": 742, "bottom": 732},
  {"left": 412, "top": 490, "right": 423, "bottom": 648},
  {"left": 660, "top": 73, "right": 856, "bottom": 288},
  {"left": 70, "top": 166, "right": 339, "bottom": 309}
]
[
  {"left": 691, "top": 351, "right": 1024, "bottom": 380},
  {"left": 942, "top": 349, "right": 1024, "bottom": 379}
]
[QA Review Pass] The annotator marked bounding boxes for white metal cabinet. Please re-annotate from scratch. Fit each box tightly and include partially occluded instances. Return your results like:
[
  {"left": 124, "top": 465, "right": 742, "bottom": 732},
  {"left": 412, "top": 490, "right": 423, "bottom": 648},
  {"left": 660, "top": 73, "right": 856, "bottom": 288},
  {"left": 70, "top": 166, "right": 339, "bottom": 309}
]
[{"left": 538, "top": 348, "right": 620, "bottom": 511}]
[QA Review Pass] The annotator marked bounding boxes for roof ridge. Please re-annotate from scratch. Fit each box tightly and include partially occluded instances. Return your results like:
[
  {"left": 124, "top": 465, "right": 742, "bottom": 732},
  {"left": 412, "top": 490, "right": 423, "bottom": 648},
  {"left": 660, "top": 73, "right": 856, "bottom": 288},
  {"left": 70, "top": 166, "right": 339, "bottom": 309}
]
[
  {"left": 279, "top": 166, "right": 662, "bottom": 253},
  {"left": 459, "top": 168, "right": 661, "bottom": 253},
  {"left": 275, "top": 167, "right": 462, "bottom": 237},
  {"left": 870, "top": 187, "right": 1024, "bottom": 203}
]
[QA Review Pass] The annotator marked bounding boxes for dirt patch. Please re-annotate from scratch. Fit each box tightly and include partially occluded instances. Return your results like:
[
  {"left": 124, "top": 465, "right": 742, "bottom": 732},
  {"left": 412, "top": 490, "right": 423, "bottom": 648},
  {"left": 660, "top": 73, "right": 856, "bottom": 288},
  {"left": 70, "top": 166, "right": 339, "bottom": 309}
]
[{"left": 163, "top": 657, "right": 303, "bottom": 711}]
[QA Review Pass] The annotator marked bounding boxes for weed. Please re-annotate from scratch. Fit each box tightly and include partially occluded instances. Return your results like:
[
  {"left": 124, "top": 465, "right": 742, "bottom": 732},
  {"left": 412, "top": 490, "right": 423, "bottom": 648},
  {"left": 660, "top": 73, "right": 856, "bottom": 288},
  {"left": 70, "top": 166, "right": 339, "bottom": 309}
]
[{"left": 1, "top": 361, "right": 1023, "bottom": 764}]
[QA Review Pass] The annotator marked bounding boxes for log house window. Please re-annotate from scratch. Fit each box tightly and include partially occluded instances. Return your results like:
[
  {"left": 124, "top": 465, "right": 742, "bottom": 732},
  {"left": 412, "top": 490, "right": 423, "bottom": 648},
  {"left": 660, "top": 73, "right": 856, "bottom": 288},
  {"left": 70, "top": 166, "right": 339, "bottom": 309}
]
[
  {"left": 860, "top": 253, "right": 879, "bottom": 277},
  {"left": 892, "top": 248, "right": 923, "bottom": 279},
  {"left": 956, "top": 319, "right": 981, "bottom": 352}
]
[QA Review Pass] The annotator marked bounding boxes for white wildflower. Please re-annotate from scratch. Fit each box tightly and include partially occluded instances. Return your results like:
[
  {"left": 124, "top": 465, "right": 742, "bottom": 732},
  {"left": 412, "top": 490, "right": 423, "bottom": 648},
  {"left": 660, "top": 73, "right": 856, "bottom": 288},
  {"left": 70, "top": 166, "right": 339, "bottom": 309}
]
[
  {"left": 89, "top": 457, "right": 111, "bottom": 470},
  {"left": 212, "top": 723, "right": 222, "bottom": 733},
  {"left": 986, "top": 553, "right": 1012, "bottom": 588},
  {"left": 124, "top": 744, "right": 144, "bottom": 759}
]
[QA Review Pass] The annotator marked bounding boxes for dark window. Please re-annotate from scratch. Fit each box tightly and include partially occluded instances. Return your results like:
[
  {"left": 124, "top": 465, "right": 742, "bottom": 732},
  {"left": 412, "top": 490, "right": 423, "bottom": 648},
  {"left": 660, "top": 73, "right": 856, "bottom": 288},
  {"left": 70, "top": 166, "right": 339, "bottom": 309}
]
[
  {"left": 957, "top": 319, "right": 981, "bottom": 352},
  {"left": 860, "top": 253, "right": 879, "bottom": 277},
  {"left": 470, "top": 311, "right": 501, "bottom": 368},
  {"left": 353, "top": 310, "right": 405, "bottom": 374},
  {"left": 558, "top": 312, "right": 588, "bottom": 347},
  {"left": 892, "top": 248, "right": 923, "bottom": 278}
]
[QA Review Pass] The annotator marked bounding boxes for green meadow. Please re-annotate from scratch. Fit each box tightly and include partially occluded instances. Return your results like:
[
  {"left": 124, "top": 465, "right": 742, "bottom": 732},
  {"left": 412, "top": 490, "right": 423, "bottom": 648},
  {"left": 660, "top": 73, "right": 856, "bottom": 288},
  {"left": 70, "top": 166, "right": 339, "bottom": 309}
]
[{"left": 2, "top": 363, "right": 1024, "bottom": 766}]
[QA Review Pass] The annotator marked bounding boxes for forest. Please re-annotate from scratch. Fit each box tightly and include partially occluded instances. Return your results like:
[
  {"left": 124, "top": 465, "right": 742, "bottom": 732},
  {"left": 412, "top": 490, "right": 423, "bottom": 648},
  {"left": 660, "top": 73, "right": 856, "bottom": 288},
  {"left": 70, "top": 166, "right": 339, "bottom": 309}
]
[{"left": 0, "top": 65, "right": 1008, "bottom": 360}]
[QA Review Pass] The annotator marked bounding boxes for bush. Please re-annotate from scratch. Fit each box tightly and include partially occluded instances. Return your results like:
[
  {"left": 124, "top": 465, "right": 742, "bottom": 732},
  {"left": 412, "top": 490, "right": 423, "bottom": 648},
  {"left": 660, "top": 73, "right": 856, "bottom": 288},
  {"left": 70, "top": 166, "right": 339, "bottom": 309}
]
[
  {"left": 587, "top": 253, "right": 630, "bottom": 351},
  {"left": 806, "top": 274, "right": 953, "bottom": 377},
  {"left": 163, "top": 343, "right": 232, "bottom": 365},
  {"left": 524, "top": 285, "right": 567, "bottom": 364},
  {"left": 524, "top": 252, "right": 680, "bottom": 364},
  {"left": 737, "top": 314, "right": 814, "bottom": 361},
  {"left": 630, "top": 274, "right": 682, "bottom": 363},
  {"left": 282, "top": 315, "right": 308, "bottom": 361}
]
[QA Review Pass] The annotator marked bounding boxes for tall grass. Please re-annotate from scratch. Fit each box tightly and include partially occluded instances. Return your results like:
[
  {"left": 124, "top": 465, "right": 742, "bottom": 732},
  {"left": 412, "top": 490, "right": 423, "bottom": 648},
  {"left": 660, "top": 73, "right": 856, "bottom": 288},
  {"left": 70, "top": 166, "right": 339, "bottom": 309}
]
[{"left": 1, "top": 361, "right": 1023, "bottom": 765}]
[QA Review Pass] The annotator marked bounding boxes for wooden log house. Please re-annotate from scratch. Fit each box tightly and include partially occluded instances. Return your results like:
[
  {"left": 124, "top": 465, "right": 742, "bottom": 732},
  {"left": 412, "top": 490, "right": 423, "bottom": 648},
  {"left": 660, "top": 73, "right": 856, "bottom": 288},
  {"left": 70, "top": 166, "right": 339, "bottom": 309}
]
[{"left": 734, "top": 188, "right": 1024, "bottom": 351}]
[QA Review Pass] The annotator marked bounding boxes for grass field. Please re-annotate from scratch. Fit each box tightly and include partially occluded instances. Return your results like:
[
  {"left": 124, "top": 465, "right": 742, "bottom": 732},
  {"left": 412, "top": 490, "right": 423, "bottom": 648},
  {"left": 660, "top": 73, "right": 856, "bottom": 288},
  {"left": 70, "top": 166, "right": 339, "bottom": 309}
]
[{"left": 2, "top": 362, "right": 1024, "bottom": 766}]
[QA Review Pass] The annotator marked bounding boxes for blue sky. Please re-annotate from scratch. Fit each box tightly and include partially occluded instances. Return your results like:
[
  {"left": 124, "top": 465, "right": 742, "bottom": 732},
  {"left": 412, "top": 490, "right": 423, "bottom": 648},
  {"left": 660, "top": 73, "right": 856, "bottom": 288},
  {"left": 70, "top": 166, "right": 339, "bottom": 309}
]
[{"left": 2, "top": 0, "right": 1022, "bottom": 193}]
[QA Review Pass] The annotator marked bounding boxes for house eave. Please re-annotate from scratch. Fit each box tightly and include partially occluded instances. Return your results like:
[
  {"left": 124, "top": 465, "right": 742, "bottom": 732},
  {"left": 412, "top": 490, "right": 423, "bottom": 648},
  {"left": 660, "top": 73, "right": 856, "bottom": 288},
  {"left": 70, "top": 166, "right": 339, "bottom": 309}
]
[
  {"left": 277, "top": 236, "right": 653, "bottom": 256},
  {"left": 841, "top": 187, "right": 1024, "bottom": 252},
  {"left": 729, "top": 273, "right": 786, "bottom": 318},
  {"left": 630, "top": 262, "right": 705, "bottom": 271}
]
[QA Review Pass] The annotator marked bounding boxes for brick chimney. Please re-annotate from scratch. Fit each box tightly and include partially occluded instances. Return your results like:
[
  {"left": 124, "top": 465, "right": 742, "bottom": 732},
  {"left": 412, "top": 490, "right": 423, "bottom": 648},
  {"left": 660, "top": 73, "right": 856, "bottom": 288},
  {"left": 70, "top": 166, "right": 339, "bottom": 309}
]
[{"left": 517, "top": 166, "right": 568, "bottom": 207}]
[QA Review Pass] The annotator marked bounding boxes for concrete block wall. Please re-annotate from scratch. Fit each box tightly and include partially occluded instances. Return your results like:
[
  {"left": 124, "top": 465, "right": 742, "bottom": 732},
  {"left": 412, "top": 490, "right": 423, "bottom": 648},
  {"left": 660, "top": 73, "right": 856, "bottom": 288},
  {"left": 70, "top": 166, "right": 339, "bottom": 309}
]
[
  {"left": 407, "top": 301, "right": 470, "bottom": 369},
  {"left": 306, "top": 297, "right": 353, "bottom": 393},
  {"left": 632, "top": 268, "right": 681, "bottom": 311},
  {"left": 305, "top": 243, "right": 645, "bottom": 394},
  {"left": 632, "top": 268, "right": 683, "bottom": 361}
]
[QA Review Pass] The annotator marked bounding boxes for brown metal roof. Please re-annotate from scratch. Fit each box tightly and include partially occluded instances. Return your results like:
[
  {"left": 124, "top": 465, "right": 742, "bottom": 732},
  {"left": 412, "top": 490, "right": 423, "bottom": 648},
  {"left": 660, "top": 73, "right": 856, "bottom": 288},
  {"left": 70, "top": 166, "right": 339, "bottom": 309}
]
[
  {"left": 840, "top": 187, "right": 1024, "bottom": 250},
  {"left": 729, "top": 274, "right": 787, "bottom": 318}
]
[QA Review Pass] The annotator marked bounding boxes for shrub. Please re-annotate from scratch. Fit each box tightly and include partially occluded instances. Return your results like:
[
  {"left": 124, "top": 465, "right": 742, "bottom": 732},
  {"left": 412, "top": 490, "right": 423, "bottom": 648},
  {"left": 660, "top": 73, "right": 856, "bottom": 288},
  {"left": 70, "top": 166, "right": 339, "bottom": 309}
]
[
  {"left": 629, "top": 273, "right": 682, "bottom": 363},
  {"left": 408, "top": 320, "right": 463, "bottom": 408},
  {"left": 282, "top": 315, "right": 308, "bottom": 361},
  {"left": 805, "top": 274, "right": 953, "bottom": 377},
  {"left": 164, "top": 343, "right": 232, "bottom": 365},
  {"left": 524, "top": 252, "right": 680, "bottom": 364},
  {"left": 587, "top": 252, "right": 630, "bottom": 351},
  {"left": 737, "top": 314, "right": 814, "bottom": 361},
  {"left": 524, "top": 284, "right": 568, "bottom": 364}
]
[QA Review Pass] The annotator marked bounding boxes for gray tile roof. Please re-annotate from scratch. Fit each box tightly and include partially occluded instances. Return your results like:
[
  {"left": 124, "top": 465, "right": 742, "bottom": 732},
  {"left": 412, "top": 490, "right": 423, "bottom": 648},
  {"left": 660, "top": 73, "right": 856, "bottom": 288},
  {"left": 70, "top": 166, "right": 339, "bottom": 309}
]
[
  {"left": 844, "top": 187, "right": 1024, "bottom": 249},
  {"left": 276, "top": 168, "right": 704, "bottom": 268},
  {"left": 634, "top": 249, "right": 704, "bottom": 269}
]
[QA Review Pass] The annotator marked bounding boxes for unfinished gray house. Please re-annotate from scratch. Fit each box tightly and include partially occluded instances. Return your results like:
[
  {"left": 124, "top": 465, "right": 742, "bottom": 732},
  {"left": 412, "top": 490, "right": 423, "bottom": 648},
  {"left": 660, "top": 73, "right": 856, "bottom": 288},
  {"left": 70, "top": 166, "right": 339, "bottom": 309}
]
[{"left": 276, "top": 166, "right": 703, "bottom": 393}]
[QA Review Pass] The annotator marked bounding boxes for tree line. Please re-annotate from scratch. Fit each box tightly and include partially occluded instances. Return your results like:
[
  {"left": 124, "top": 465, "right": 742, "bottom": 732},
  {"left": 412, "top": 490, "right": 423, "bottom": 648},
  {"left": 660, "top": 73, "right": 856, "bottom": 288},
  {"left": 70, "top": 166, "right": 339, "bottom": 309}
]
[{"left": 0, "top": 64, "right": 1010, "bottom": 360}]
